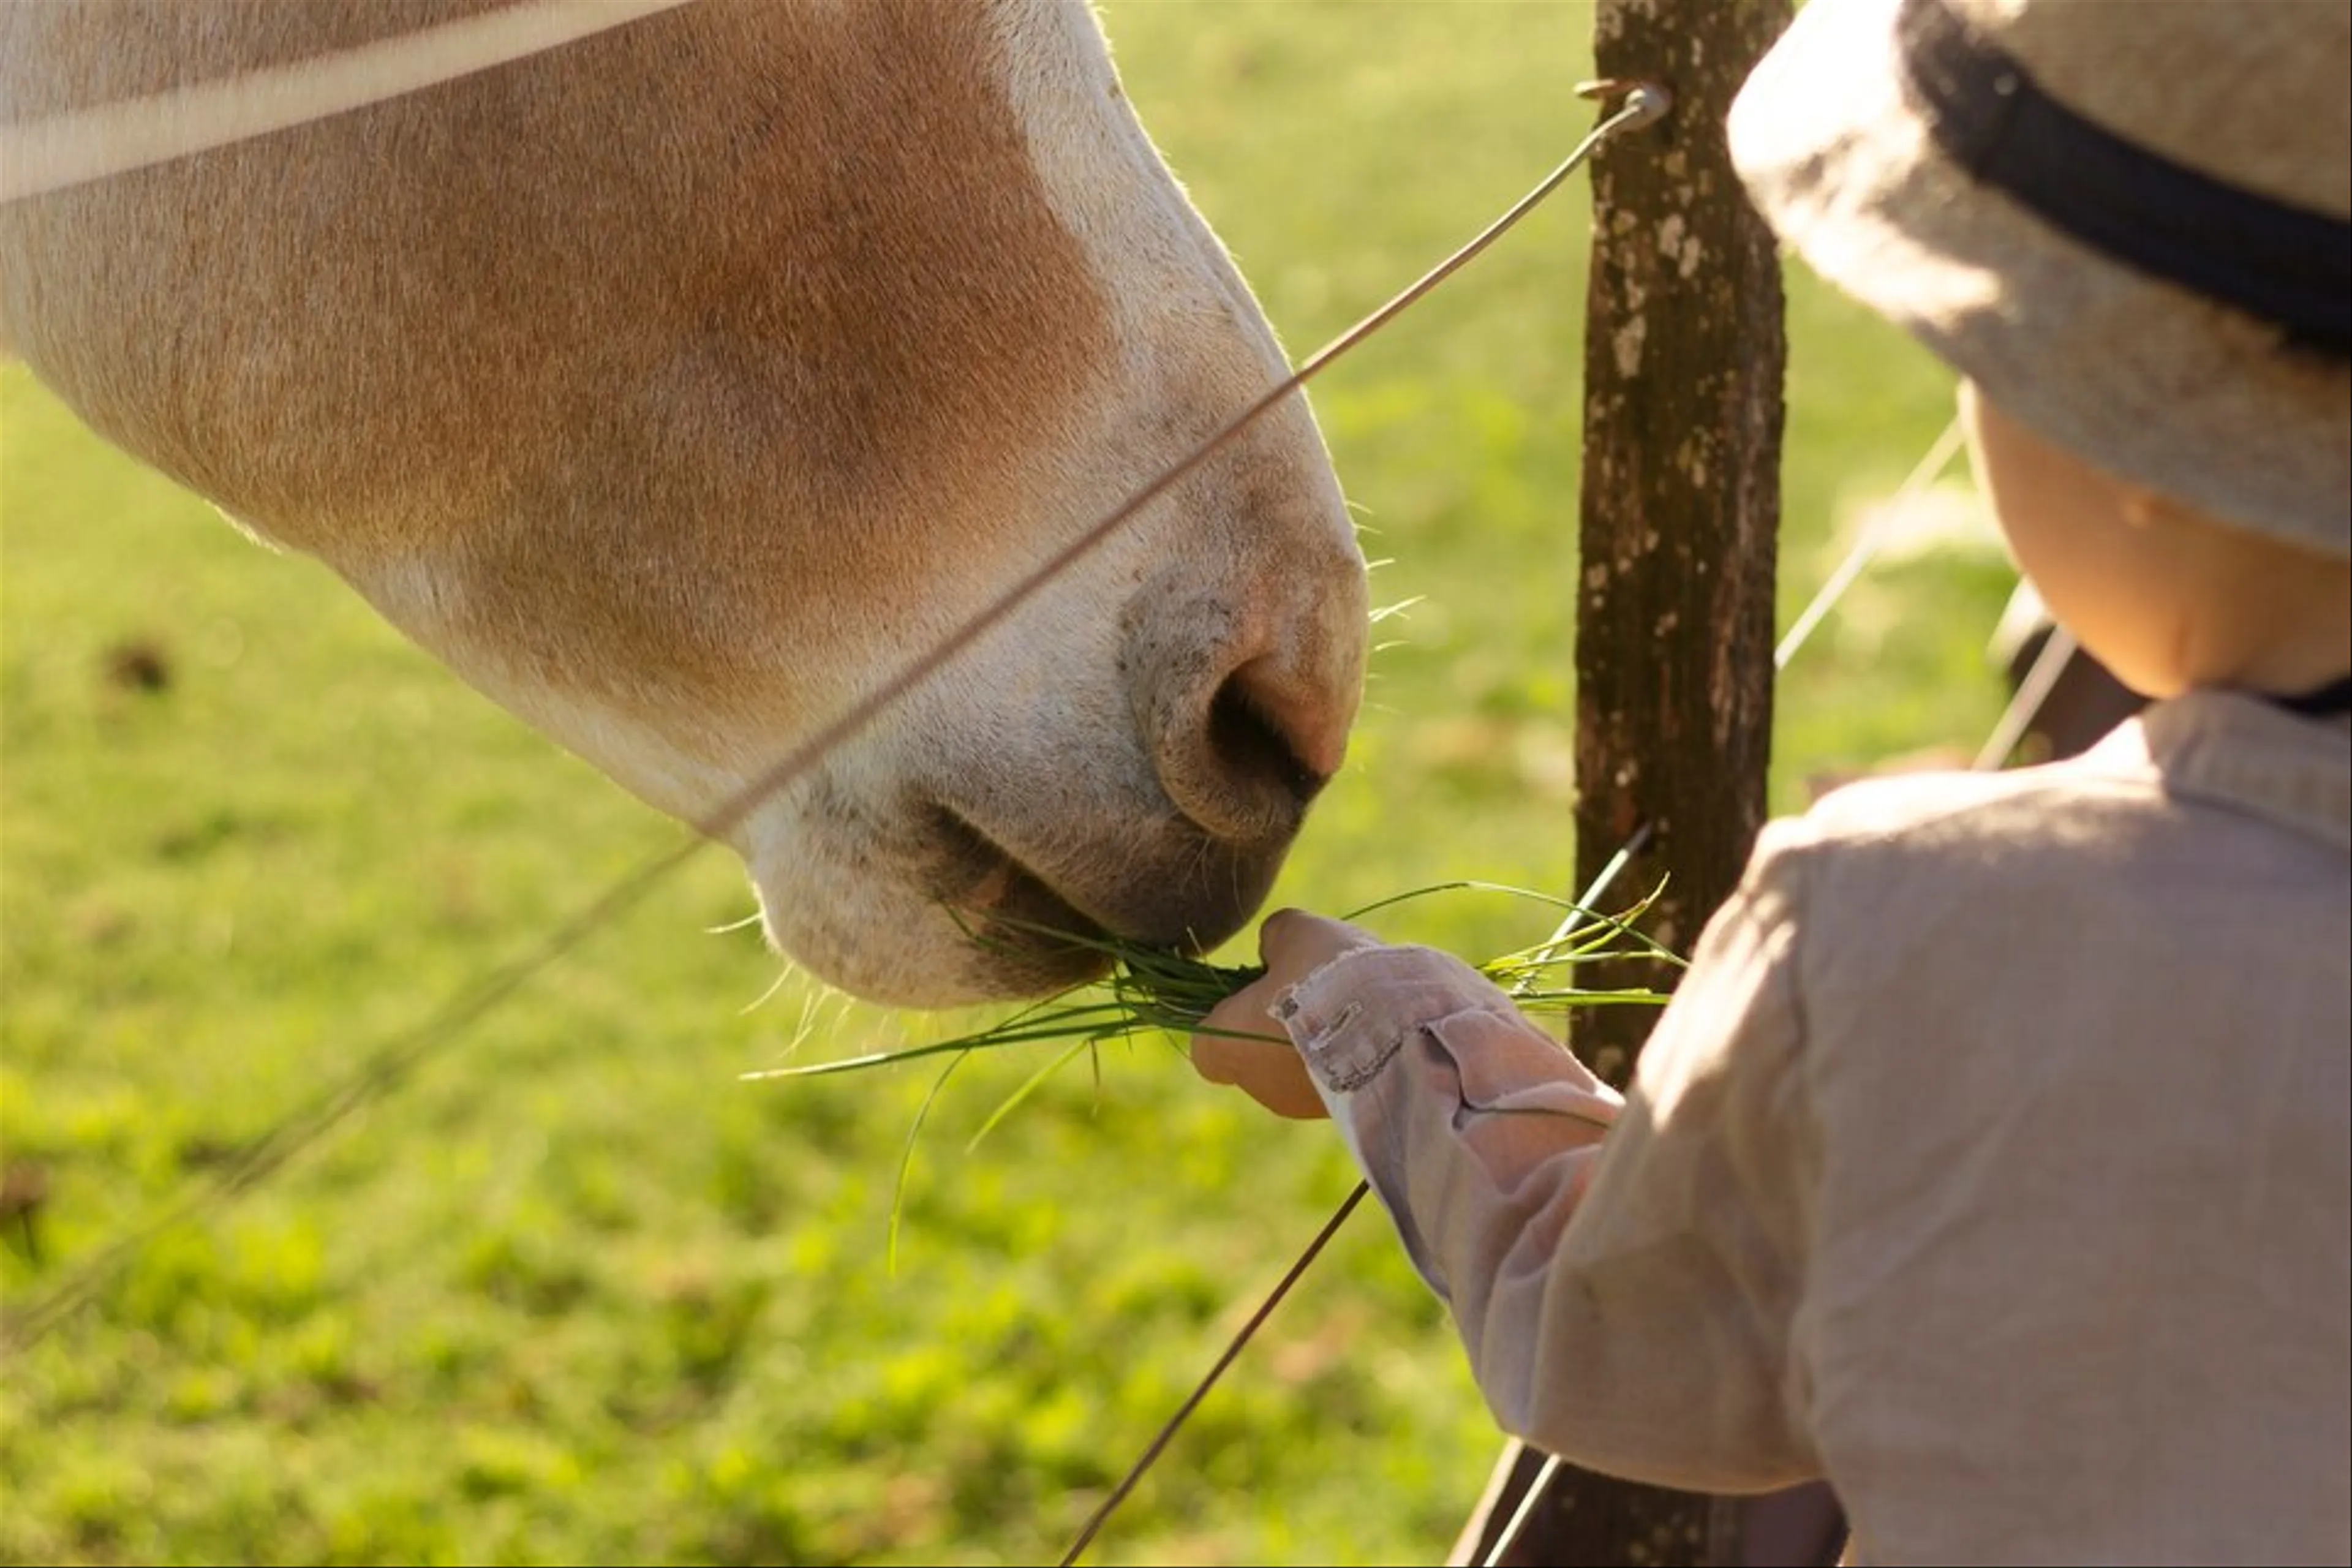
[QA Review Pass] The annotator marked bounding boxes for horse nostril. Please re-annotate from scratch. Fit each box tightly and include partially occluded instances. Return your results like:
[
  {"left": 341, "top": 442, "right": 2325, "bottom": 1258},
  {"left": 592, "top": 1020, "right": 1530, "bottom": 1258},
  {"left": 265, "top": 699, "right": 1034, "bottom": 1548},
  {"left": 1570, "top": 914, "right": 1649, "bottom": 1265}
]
[
  {"left": 1126, "top": 582, "right": 1362, "bottom": 845},
  {"left": 1208, "top": 670, "right": 1327, "bottom": 809}
]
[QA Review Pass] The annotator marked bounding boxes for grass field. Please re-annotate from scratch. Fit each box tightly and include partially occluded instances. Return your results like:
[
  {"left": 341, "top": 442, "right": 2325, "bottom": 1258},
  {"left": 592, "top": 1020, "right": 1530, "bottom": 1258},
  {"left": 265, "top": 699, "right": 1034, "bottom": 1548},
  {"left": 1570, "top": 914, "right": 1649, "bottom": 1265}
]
[{"left": 1, "top": 6, "right": 2016, "bottom": 1564}]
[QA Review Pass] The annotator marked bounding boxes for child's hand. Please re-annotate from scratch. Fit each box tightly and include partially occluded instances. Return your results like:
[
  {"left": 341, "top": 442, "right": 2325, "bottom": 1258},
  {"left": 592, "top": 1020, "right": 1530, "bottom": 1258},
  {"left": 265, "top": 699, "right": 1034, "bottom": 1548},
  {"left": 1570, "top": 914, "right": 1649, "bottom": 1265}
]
[{"left": 1190, "top": 910, "right": 1384, "bottom": 1120}]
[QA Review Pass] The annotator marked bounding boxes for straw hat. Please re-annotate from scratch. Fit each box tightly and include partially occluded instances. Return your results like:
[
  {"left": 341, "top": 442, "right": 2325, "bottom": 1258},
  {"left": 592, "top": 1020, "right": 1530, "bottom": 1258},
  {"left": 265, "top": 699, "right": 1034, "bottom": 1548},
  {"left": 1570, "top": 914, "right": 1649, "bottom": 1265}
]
[{"left": 1729, "top": 0, "right": 2351, "bottom": 560}]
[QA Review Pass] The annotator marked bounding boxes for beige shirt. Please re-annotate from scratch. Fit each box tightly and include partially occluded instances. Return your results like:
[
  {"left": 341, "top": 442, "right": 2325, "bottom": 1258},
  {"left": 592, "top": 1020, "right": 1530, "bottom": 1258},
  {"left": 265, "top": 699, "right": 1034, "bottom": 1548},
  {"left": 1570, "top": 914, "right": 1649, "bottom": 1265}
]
[{"left": 1275, "top": 690, "right": 2350, "bottom": 1566}]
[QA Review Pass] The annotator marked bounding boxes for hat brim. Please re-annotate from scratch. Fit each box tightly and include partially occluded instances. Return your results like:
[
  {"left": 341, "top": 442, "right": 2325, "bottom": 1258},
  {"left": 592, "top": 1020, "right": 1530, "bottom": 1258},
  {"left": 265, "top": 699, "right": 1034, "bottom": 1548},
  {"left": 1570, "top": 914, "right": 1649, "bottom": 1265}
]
[{"left": 1730, "top": 0, "right": 2350, "bottom": 559}]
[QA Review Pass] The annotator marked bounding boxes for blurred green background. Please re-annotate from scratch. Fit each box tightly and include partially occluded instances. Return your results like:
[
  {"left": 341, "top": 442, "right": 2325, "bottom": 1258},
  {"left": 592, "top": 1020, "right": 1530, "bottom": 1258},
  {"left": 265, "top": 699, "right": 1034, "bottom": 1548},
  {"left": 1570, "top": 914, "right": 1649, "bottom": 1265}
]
[{"left": 1, "top": 5, "right": 2015, "bottom": 1564}]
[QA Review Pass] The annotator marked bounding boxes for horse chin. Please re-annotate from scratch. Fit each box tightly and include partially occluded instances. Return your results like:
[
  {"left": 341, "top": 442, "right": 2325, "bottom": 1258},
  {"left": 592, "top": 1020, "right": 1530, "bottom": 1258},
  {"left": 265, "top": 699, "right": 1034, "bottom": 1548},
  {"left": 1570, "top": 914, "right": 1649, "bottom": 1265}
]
[
  {"left": 744, "top": 793, "right": 1276, "bottom": 1007},
  {"left": 922, "top": 802, "right": 1251, "bottom": 999},
  {"left": 895, "top": 807, "right": 1097, "bottom": 987},
  {"left": 943, "top": 870, "right": 1121, "bottom": 997},
  {"left": 737, "top": 815, "right": 1088, "bottom": 1006}
]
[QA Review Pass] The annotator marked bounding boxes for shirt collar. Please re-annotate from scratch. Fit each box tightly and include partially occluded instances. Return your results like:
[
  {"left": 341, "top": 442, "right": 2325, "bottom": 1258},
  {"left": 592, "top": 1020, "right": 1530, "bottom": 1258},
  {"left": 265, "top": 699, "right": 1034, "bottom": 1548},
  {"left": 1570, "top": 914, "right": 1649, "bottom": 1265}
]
[{"left": 2094, "top": 689, "right": 2352, "bottom": 852}]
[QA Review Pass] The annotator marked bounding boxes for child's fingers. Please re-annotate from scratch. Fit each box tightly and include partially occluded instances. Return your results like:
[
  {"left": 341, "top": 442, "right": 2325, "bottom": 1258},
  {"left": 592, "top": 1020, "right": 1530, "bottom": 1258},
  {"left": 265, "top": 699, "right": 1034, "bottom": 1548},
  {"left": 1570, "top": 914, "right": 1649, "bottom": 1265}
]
[
  {"left": 1189, "top": 910, "right": 1391, "bottom": 1119},
  {"left": 1195, "top": 971, "right": 1284, "bottom": 1044},
  {"left": 1256, "top": 908, "right": 1382, "bottom": 982},
  {"left": 1191, "top": 1028, "right": 1328, "bottom": 1118},
  {"left": 1191, "top": 976, "right": 1329, "bottom": 1120}
]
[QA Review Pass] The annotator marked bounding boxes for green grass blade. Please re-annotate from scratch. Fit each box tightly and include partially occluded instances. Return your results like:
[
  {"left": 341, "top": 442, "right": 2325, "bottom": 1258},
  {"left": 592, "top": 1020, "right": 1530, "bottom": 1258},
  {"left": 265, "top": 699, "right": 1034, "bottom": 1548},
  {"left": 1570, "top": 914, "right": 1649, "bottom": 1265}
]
[
  {"left": 966, "top": 1038, "right": 1096, "bottom": 1153},
  {"left": 889, "top": 1052, "right": 967, "bottom": 1277}
]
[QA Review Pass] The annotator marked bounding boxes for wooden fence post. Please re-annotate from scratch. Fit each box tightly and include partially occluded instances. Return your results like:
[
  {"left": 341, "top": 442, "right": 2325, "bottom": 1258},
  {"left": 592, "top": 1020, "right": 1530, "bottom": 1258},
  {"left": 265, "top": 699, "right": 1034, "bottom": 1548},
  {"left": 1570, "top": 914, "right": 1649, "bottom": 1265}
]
[{"left": 1448, "top": 2, "right": 1822, "bottom": 1564}]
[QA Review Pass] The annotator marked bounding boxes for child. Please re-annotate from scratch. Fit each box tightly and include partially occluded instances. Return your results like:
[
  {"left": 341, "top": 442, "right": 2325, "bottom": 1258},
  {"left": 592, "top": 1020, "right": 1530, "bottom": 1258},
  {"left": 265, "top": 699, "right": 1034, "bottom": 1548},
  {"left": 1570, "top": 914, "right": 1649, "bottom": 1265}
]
[{"left": 1190, "top": 1, "right": 2351, "bottom": 1561}]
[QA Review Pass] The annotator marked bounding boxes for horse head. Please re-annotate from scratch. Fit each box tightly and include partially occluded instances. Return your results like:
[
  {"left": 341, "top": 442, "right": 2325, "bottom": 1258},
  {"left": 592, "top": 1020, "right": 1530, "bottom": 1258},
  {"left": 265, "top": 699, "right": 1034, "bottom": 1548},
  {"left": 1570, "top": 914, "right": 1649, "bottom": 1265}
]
[{"left": 0, "top": 0, "right": 1370, "bottom": 1003}]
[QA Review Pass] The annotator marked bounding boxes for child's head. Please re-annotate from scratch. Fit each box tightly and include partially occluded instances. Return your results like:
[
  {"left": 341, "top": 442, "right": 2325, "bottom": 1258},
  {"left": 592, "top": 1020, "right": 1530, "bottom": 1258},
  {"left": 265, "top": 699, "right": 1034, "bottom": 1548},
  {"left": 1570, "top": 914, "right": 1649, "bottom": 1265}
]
[
  {"left": 1958, "top": 381, "right": 2350, "bottom": 698},
  {"left": 1728, "top": 0, "right": 2351, "bottom": 696}
]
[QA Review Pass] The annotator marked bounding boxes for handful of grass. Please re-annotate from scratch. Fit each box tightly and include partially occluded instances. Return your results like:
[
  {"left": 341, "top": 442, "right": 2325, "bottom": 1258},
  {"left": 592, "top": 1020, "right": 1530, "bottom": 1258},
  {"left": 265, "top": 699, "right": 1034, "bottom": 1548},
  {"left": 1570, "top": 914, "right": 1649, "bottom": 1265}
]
[
  {"left": 748, "top": 879, "right": 1679, "bottom": 1088},
  {"left": 744, "top": 881, "right": 1679, "bottom": 1266}
]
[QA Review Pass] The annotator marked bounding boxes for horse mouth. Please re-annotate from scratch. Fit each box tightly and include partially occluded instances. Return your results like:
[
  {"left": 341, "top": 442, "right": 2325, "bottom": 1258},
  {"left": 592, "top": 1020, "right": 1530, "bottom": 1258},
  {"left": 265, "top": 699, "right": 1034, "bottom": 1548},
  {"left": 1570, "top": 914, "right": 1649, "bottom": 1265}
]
[{"left": 924, "top": 805, "right": 1120, "bottom": 992}]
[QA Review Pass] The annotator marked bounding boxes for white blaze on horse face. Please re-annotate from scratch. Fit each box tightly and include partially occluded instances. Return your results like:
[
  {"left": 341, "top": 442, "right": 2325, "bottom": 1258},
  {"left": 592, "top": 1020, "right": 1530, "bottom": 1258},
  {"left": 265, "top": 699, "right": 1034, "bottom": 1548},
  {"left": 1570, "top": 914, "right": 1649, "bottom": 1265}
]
[{"left": 0, "top": 0, "right": 1369, "bottom": 1005}]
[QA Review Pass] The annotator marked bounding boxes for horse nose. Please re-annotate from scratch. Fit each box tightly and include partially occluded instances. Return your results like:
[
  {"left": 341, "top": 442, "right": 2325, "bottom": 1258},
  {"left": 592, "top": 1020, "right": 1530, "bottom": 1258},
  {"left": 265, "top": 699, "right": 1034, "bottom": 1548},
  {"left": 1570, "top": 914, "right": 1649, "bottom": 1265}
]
[{"left": 1125, "top": 575, "right": 1365, "bottom": 845}]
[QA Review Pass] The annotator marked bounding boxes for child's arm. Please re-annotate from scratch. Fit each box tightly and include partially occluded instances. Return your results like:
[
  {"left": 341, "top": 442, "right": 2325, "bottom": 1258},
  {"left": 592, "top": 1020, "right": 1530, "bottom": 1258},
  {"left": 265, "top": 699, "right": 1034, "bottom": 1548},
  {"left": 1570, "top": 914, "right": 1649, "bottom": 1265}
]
[
  {"left": 1194, "top": 868, "right": 1819, "bottom": 1494},
  {"left": 1194, "top": 911, "right": 1624, "bottom": 1295}
]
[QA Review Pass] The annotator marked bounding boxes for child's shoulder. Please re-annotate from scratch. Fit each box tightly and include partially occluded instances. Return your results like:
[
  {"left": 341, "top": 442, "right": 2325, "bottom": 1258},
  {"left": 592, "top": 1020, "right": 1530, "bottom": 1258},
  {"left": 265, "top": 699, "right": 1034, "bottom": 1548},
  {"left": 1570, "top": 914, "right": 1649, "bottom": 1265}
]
[
  {"left": 1738, "top": 691, "right": 2346, "bottom": 944},
  {"left": 1724, "top": 717, "right": 2200, "bottom": 949},
  {"left": 1765, "top": 719, "right": 2163, "bottom": 867},
  {"left": 1768, "top": 689, "right": 2346, "bottom": 873}
]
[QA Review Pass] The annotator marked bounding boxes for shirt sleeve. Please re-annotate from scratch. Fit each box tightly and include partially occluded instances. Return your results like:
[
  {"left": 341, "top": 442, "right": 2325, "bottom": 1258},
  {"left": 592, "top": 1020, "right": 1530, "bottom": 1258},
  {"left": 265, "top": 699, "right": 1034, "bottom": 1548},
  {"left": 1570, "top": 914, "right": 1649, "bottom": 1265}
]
[{"left": 1273, "top": 845, "right": 1819, "bottom": 1494}]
